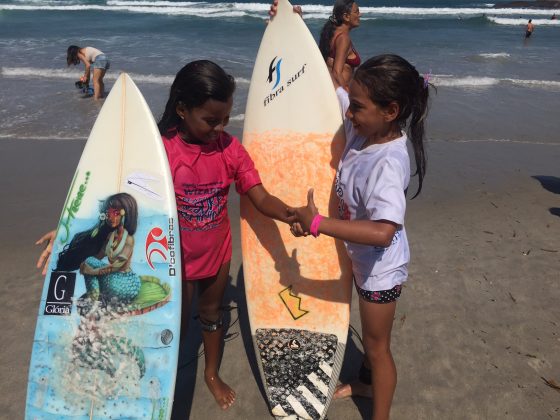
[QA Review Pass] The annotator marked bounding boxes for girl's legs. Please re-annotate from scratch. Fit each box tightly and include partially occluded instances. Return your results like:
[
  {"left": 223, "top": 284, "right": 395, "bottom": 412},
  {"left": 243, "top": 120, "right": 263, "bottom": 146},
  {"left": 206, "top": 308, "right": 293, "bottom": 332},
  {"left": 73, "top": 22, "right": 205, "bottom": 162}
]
[
  {"left": 92, "top": 68, "right": 106, "bottom": 99},
  {"left": 360, "top": 299, "right": 397, "bottom": 420},
  {"left": 181, "top": 281, "right": 196, "bottom": 340},
  {"left": 196, "top": 260, "right": 235, "bottom": 410},
  {"left": 333, "top": 363, "right": 371, "bottom": 399}
]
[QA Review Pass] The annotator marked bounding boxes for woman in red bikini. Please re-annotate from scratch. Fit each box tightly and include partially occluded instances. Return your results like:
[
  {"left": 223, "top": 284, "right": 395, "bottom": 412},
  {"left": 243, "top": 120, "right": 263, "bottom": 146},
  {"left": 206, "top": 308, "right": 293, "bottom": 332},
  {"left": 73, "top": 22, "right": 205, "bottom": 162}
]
[{"left": 319, "top": 0, "right": 361, "bottom": 91}]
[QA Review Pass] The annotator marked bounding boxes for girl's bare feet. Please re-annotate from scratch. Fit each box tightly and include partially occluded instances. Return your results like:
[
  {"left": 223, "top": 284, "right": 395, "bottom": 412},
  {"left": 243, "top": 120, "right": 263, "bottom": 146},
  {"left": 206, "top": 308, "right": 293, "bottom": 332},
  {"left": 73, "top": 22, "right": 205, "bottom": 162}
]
[
  {"left": 205, "top": 373, "right": 236, "bottom": 409},
  {"left": 333, "top": 381, "right": 372, "bottom": 399}
]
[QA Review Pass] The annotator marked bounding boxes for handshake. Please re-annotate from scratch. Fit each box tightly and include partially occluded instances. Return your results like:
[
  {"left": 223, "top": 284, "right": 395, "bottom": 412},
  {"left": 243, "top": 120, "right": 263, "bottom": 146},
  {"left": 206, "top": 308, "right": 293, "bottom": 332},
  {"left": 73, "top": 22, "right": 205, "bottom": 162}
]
[{"left": 287, "top": 188, "right": 323, "bottom": 238}]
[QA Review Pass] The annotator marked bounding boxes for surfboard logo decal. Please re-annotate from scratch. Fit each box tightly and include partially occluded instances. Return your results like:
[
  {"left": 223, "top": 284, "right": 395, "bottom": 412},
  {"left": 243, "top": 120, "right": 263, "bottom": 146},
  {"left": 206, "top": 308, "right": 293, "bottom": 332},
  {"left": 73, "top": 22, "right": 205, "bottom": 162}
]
[
  {"left": 267, "top": 56, "right": 282, "bottom": 90},
  {"left": 44, "top": 272, "right": 76, "bottom": 316},
  {"left": 263, "top": 62, "right": 307, "bottom": 108},
  {"left": 59, "top": 171, "right": 90, "bottom": 244},
  {"left": 126, "top": 171, "right": 163, "bottom": 201},
  {"left": 279, "top": 285, "right": 309, "bottom": 320},
  {"left": 145, "top": 227, "right": 169, "bottom": 270}
]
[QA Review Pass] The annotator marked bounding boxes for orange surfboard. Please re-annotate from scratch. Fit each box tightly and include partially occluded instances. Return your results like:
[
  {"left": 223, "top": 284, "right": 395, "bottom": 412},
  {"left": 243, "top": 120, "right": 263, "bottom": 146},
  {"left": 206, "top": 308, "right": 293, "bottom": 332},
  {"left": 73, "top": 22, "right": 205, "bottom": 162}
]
[{"left": 240, "top": 1, "right": 353, "bottom": 418}]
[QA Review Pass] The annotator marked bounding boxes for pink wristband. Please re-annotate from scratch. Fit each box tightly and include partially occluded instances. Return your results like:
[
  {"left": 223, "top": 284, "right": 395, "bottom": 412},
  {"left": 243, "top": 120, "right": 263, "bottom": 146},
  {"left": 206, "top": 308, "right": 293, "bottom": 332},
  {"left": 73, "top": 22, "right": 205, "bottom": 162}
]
[{"left": 310, "top": 214, "right": 323, "bottom": 238}]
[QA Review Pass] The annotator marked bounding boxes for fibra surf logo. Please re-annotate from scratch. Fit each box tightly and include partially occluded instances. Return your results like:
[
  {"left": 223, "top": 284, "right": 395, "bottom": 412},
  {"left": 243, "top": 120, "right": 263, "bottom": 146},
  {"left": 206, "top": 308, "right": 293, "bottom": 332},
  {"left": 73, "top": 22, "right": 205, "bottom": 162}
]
[
  {"left": 145, "top": 227, "right": 169, "bottom": 270},
  {"left": 263, "top": 56, "right": 307, "bottom": 108},
  {"left": 267, "top": 56, "right": 282, "bottom": 90}
]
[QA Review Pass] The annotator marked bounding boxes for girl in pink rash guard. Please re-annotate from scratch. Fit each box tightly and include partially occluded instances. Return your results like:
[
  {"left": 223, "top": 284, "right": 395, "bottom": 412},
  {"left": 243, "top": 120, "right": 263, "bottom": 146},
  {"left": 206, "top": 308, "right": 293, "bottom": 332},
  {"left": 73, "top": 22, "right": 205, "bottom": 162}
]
[{"left": 157, "top": 60, "right": 297, "bottom": 410}]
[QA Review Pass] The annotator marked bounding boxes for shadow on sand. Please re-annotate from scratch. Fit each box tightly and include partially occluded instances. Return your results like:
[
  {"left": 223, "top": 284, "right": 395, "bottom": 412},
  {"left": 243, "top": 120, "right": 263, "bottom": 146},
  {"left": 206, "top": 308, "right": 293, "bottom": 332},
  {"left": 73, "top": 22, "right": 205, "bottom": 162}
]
[
  {"left": 171, "top": 275, "right": 238, "bottom": 419},
  {"left": 532, "top": 175, "right": 560, "bottom": 217}
]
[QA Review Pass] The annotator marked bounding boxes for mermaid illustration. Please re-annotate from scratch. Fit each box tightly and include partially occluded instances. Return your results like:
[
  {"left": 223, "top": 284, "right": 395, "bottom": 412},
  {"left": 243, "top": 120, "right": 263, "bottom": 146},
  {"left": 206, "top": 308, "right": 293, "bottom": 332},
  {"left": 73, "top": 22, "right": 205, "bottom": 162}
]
[
  {"left": 56, "top": 192, "right": 146, "bottom": 379},
  {"left": 56, "top": 192, "right": 141, "bottom": 307}
]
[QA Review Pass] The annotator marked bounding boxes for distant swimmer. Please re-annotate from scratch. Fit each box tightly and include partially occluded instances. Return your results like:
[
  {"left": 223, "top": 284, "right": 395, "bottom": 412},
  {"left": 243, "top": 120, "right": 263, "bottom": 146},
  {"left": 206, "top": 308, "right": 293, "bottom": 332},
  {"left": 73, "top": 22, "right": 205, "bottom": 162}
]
[
  {"left": 552, "top": 14, "right": 557, "bottom": 20},
  {"left": 525, "top": 19, "right": 534, "bottom": 38}
]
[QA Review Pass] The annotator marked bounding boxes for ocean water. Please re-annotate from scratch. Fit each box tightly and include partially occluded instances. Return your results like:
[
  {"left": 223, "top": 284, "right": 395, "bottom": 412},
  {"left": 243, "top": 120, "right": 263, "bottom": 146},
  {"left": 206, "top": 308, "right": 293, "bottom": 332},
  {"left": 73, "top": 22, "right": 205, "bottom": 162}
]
[{"left": 1, "top": 0, "right": 559, "bottom": 143}]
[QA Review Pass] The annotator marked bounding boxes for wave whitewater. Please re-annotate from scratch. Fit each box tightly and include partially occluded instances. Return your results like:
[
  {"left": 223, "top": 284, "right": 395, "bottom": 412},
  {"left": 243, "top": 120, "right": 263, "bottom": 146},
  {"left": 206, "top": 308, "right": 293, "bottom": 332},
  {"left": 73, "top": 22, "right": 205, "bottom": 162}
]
[
  {"left": 488, "top": 16, "right": 560, "bottom": 24},
  {"left": 433, "top": 75, "right": 560, "bottom": 88},
  {"left": 1, "top": 1, "right": 559, "bottom": 19},
  {"left": 0, "top": 67, "right": 250, "bottom": 85},
  {"left": 2, "top": 67, "right": 558, "bottom": 90}
]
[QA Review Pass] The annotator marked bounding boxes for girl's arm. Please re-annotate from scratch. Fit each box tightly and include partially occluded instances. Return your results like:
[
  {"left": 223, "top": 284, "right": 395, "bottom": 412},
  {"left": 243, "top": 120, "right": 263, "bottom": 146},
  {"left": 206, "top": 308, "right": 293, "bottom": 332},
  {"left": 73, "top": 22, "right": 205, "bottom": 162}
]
[
  {"left": 96, "top": 235, "right": 134, "bottom": 275},
  {"left": 246, "top": 184, "right": 296, "bottom": 225},
  {"left": 36, "top": 230, "right": 56, "bottom": 275},
  {"left": 293, "top": 189, "right": 398, "bottom": 247},
  {"left": 78, "top": 51, "right": 90, "bottom": 83},
  {"left": 332, "top": 35, "right": 351, "bottom": 90}
]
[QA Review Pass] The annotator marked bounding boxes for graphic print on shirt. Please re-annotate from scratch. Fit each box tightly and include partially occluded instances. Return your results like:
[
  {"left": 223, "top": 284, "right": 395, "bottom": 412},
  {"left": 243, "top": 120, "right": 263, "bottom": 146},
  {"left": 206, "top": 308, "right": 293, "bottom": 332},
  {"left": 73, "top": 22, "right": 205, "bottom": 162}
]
[
  {"left": 335, "top": 169, "right": 350, "bottom": 220},
  {"left": 177, "top": 182, "right": 227, "bottom": 231},
  {"left": 373, "top": 229, "right": 402, "bottom": 253},
  {"left": 335, "top": 165, "right": 402, "bottom": 252}
]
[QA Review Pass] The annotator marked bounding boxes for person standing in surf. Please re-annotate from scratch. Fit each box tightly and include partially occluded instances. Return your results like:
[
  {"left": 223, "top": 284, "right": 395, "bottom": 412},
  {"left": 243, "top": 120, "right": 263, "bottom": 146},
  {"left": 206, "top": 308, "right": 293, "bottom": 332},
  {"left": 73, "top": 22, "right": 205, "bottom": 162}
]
[
  {"left": 525, "top": 19, "right": 534, "bottom": 38},
  {"left": 66, "top": 45, "right": 110, "bottom": 100},
  {"left": 318, "top": 0, "right": 362, "bottom": 91},
  {"left": 269, "top": 0, "right": 361, "bottom": 107},
  {"left": 290, "top": 54, "right": 430, "bottom": 420}
]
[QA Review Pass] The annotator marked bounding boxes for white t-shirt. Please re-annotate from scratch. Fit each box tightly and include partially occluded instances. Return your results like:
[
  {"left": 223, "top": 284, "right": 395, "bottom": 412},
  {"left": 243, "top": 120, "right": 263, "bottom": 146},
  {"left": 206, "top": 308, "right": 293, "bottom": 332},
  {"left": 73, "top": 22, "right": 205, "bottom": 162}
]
[
  {"left": 83, "top": 47, "right": 103, "bottom": 62},
  {"left": 335, "top": 88, "right": 411, "bottom": 291}
]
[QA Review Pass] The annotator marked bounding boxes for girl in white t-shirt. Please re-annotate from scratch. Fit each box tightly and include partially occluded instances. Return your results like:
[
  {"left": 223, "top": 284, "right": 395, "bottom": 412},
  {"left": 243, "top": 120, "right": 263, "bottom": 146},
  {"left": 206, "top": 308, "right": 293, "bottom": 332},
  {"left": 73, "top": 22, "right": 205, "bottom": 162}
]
[{"left": 291, "top": 54, "right": 430, "bottom": 420}]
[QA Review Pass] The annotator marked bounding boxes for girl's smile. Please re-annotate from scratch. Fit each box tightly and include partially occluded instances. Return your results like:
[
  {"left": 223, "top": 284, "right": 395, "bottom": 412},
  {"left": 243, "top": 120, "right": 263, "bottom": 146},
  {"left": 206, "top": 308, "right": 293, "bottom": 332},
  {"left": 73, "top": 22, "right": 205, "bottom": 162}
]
[
  {"left": 177, "top": 97, "right": 233, "bottom": 144},
  {"left": 346, "top": 80, "right": 400, "bottom": 146}
]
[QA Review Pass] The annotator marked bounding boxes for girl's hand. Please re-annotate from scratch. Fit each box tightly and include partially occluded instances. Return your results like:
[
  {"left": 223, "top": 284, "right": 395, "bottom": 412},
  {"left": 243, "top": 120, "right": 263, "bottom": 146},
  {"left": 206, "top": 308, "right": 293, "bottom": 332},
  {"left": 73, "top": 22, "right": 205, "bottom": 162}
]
[
  {"left": 79, "top": 262, "right": 97, "bottom": 276},
  {"left": 36, "top": 230, "right": 56, "bottom": 276},
  {"left": 268, "top": 0, "right": 302, "bottom": 19},
  {"left": 293, "top": 188, "right": 319, "bottom": 232},
  {"left": 97, "top": 266, "right": 113, "bottom": 276},
  {"left": 290, "top": 222, "right": 308, "bottom": 237}
]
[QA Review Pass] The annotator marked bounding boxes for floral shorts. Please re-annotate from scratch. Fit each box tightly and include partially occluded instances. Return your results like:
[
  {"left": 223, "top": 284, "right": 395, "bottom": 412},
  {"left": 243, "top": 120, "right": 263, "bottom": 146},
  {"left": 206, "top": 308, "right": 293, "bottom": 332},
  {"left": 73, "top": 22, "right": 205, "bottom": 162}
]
[{"left": 355, "top": 283, "right": 402, "bottom": 304}]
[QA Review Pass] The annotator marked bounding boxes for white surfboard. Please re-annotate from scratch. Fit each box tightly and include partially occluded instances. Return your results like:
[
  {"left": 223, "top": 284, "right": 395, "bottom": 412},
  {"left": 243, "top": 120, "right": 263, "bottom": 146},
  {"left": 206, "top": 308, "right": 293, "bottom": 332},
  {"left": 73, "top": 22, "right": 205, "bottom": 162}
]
[
  {"left": 26, "top": 74, "right": 181, "bottom": 419},
  {"left": 240, "top": 1, "right": 353, "bottom": 418}
]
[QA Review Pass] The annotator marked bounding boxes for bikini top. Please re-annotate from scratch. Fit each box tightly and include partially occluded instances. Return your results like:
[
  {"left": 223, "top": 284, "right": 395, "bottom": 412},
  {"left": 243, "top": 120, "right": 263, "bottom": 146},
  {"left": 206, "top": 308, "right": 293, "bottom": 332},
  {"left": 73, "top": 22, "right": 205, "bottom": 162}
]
[{"left": 329, "top": 33, "right": 361, "bottom": 68}]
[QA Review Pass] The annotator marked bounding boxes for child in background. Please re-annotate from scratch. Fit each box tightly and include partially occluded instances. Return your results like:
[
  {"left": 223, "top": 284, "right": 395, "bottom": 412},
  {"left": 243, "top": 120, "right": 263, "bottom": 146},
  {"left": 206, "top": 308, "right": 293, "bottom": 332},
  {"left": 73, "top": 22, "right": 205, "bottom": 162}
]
[
  {"left": 290, "top": 54, "right": 430, "bottom": 420},
  {"left": 66, "top": 45, "right": 110, "bottom": 100},
  {"left": 36, "top": 59, "right": 298, "bottom": 410}
]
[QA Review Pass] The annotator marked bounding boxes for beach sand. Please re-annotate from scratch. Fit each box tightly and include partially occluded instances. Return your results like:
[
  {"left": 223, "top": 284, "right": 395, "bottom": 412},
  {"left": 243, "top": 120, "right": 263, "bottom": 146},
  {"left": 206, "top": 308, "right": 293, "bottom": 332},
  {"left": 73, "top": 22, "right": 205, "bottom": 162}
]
[{"left": 1, "top": 138, "right": 559, "bottom": 419}]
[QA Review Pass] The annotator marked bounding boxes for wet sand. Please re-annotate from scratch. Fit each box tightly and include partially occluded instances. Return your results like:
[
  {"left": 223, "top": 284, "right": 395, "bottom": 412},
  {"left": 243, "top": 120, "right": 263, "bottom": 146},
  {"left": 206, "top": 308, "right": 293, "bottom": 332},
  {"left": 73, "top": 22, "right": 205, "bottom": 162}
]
[{"left": 1, "top": 138, "right": 559, "bottom": 419}]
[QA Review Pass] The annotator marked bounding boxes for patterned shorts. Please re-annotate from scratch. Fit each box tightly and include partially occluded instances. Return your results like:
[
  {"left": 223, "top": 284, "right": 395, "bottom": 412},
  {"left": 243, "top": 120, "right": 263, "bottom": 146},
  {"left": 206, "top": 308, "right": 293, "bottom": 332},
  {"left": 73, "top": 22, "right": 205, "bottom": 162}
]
[{"left": 355, "top": 283, "right": 402, "bottom": 304}]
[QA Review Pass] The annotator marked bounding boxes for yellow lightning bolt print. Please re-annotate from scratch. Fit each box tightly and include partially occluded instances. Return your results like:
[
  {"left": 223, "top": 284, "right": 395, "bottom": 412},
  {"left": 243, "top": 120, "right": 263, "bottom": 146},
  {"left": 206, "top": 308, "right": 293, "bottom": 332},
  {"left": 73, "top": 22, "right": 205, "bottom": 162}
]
[{"left": 278, "top": 286, "right": 309, "bottom": 320}]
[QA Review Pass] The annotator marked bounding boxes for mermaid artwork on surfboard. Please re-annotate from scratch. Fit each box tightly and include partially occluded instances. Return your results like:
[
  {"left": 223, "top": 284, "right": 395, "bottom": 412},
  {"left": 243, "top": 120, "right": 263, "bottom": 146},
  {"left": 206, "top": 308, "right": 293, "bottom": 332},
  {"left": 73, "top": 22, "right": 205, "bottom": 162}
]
[
  {"left": 55, "top": 192, "right": 148, "bottom": 381},
  {"left": 56, "top": 192, "right": 141, "bottom": 309}
]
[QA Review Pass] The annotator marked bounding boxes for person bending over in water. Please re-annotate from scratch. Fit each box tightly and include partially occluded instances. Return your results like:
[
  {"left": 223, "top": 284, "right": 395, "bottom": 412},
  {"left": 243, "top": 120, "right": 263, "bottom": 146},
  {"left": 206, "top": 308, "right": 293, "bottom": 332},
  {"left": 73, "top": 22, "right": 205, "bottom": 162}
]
[{"left": 67, "top": 45, "right": 110, "bottom": 100}]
